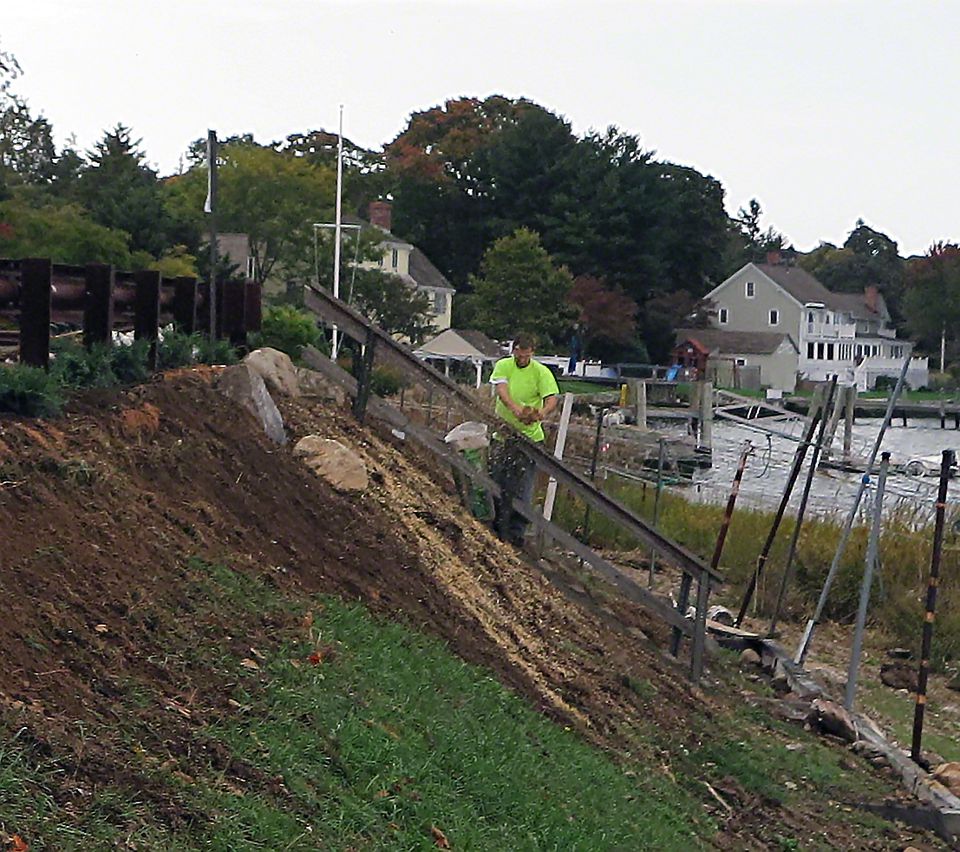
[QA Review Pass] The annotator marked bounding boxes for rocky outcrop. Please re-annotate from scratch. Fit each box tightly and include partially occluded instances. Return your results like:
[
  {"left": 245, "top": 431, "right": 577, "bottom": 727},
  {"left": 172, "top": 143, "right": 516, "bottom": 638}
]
[{"left": 243, "top": 348, "right": 301, "bottom": 398}]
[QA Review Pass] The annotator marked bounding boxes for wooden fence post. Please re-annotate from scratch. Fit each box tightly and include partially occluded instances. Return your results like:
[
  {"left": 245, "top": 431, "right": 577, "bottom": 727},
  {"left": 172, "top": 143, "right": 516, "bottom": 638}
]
[
  {"left": 244, "top": 280, "right": 262, "bottom": 334},
  {"left": 173, "top": 276, "right": 198, "bottom": 333},
  {"left": 352, "top": 328, "right": 377, "bottom": 422},
  {"left": 20, "top": 258, "right": 52, "bottom": 369},
  {"left": 84, "top": 263, "right": 115, "bottom": 350},
  {"left": 134, "top": 269, "right": 161, "bottom": 369}
]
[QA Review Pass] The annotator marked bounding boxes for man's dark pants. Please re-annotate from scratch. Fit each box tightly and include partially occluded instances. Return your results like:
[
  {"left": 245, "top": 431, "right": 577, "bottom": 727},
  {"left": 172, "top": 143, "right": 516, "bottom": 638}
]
[{"left": 490, "top": 437, "right": 539, "bottom": 546}]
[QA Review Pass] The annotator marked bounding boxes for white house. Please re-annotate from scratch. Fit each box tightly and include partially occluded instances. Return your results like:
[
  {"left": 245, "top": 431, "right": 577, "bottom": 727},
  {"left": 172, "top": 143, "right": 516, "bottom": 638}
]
[
  {"left": 354, "top": 201, "right": 455, "bottom": 333},
  {"left": 704, "top": 255, "right": 928, "bottom": 391}
]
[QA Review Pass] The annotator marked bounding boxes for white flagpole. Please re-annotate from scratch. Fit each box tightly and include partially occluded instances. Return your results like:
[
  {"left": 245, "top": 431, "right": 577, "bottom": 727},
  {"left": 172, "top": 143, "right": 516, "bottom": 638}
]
[{"left": 331, "top": 105, "right": 344, "bottom": 360}]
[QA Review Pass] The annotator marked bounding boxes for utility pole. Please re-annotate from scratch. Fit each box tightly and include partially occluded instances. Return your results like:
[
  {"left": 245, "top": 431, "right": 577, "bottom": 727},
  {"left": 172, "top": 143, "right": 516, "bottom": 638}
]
[{"left": 204, "top": 130, "right": 218, "bottom": 338}]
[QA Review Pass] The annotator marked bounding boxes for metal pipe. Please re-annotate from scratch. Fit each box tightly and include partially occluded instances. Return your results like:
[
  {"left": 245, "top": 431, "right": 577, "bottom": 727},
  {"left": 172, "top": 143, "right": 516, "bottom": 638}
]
[
  {"left": 768, "top": 377, "right": 838, "bottom": 636},
  {"left": 911, "top": 449, "right": 954, "bottom": 764},
  {"left": 648, "top": 437, "right": 666, "bottom": 587},
  {"left": 794, "top": 356, "right": 912, "bottom": 665},
  {"left": 673, "top": 441, "right": 751, "bottom": 656},
  {"left": 844, "top": 451, "right": 891, "bottom": 711},
  {"left": 734, "top": 386, "right": 826, "bottom": 627}
]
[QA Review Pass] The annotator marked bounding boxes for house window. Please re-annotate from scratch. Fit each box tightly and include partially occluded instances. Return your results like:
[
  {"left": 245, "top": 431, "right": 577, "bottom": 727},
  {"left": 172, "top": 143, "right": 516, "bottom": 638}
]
[
  {"left": 745, "top": 281, "right": 755, "bottom": 299},
  {"left": 824, "top": 313, "right": 831, "bottom": 325},
  {"left": 807, "top": 343, "right": 815, "bottom": 359},
  {"left": 807, "top": 311, "right": 815, "bottom": 323},
  {"left": 246, "top": 256, "right": 256, "bottom": 279},
  {"left": 769, "top": 309, "right": 779, "bottom": 326},
  {"left": 827, "top": 343, "right": 835, "bottom": 360},
  {"left": 433, "top": 291, "right": 447, "bottom": 315},
  {"left": 718, "top": 307, "right": 729, "bottom": 325},
  {"left": 734, "top": 358, "right": 747, "bottom": 367},
  {"left": 391, "top": 248, "right": 398, "bottom": 269},
  {"left": 817, "top": 342, "right": 825, "bottom": 360}
]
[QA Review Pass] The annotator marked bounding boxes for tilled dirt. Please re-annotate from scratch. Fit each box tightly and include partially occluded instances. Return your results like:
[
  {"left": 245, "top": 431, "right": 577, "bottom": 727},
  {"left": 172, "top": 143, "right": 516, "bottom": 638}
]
[{"left": 0, "top": 370, "right": 946, "bottom": 849}]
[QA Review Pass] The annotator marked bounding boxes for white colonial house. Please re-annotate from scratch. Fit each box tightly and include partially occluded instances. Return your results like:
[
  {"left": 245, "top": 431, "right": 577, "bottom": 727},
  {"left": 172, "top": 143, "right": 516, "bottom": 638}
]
[
  {"left": 703, "top": 255, "right": 928, "bottom": 391},
  {"left": 353, "top": 201, "right": 455, "bottom": 333}
]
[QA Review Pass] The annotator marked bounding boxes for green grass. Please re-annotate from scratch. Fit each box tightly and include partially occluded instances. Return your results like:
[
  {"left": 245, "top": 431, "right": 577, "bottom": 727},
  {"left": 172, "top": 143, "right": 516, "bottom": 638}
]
[
  {"left": 0, "top": 559, "right": 712, "bottom": 850},
  {"left": 557, "top": 379, "right": 615, "bottom": 395}
]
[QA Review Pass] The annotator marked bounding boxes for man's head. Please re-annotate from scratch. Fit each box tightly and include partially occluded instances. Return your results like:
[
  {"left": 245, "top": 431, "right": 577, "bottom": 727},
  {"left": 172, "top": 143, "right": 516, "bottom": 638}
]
[{"left": 512, "top": 332, "right": 537, "bottom": 368}]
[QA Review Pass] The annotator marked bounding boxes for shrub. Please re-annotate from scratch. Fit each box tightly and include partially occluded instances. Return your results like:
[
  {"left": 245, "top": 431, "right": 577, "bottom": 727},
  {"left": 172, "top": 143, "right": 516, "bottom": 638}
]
[
  {"left": 369, "top": 365, "right": 406, "bottom": 397},
  {"left": 158, "top": 330, "right": 198, "bottom": 370},
  {"left": 194, "top": 336, "right": 238, "bottom": 366},
  {"left": 251, "top": 305, "right": 323, "bottom": 361},
  {"left": 51, "top": 343, "right": 117, "bottom": 388},
  {"left": 110, "top": 340, "right": 151, "bottom": 384},
  {"left": 0, "top": 364, "right": 63, "bottom": 416}
]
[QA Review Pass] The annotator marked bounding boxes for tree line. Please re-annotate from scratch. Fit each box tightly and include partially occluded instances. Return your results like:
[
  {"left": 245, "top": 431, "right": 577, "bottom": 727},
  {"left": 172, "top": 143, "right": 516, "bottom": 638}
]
[{"left": 2, "top": 41, "right": 958, "bottom": 367}]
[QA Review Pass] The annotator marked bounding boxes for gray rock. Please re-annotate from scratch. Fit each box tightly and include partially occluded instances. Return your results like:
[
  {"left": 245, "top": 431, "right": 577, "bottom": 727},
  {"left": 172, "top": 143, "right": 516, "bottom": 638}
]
[
  {"left": 739, "top": 648, "right": 762, "bottom": 668},
  {"left": 294, "top": 436, "right": 368, "bottom": 492},
  {"left": 243, "top": 347, "right": 301, "bottom": 398},
  {"left": 295, "top": 367, "right": 348, "bottom": 404},
  {"left": 217, "top": 364, "right": 286, "bottom": 445},
  {"left": 880, "top": 662, "right": 918, "bottom": 692}
]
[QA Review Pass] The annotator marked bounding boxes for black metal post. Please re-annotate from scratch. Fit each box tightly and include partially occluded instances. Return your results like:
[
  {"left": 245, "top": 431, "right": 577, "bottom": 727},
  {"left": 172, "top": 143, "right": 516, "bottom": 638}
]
[
  {"left": 83, "top": 263, "right": 114, "bottom": 350},
  {"left": 911, "top": 449, "right": 954, "bottom": 764},
  {"left": 19, "top": 258, "right": 52, "bottom": 369},
  {"left": 134, "top": 269, "right": 161, "bottom": 370},
  {"left": 173, "top": 276, "right": 198, "bottom": 333}
]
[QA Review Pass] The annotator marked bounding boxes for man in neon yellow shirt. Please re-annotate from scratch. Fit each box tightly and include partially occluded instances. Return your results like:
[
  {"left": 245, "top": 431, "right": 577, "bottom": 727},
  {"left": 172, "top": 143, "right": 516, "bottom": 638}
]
[{"left": 489, "top": 332, "right": 559, "bottom": 544}]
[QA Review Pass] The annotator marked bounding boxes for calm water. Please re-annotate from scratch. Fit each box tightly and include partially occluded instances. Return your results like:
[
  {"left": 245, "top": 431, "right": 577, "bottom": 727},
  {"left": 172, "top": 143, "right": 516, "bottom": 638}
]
[{"left": 671, "top": 416, "right": 958, "bottom": 523}]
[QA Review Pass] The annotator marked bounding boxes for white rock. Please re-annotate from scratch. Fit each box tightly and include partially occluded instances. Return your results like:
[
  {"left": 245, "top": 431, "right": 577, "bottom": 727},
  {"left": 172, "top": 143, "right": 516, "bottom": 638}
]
[
  {"left": 810, "top": 698, "right": 858, "bottom": 742},
  {"left": 932, "top": 762, "right": 960, "bottom": 798},
  {"left": 243, "top": 347, "right": 300, "bottom": 397},
  {"left": 216, "top": 364, "right": 286, "bottom": 445},
  {"left": 294, "top": 436, "right": 368, "bottom": 492}
]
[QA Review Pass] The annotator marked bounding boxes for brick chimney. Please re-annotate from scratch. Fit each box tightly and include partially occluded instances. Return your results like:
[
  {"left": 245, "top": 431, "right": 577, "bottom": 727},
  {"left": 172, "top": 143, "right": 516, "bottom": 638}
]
[
  {"left": 864, "top": 285, "right": 879, "bottom": 313},
  {"left": 765, "top": 250, "right": 782, "bottom": 266},
  {"left": 368, "top": 200, "right": 392, "bottom": 232}
]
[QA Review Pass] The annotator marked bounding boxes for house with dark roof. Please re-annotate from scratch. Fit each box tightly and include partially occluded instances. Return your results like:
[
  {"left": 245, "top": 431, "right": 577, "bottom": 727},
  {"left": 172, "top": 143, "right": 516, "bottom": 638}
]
[
  {"left": 702, "top": 253, "right": 928, "bottom": 390},
  {"left": 354, "top": 201, "right": 455, "bottom": 333},
  {"left": 674, "top": 328, "right": 799, "bottom": 391}
]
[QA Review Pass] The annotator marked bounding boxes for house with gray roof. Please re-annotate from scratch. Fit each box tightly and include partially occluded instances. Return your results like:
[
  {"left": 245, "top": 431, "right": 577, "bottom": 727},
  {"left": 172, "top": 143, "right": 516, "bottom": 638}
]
[
  {"left": 353, "top": 201, "right": 455, "bottom": 333},
  {"left": 674, "top": 328, "right": 799, "bottom": 391},
  {"left": 702, "top": 253, "right": 928, "bottom": 390}
]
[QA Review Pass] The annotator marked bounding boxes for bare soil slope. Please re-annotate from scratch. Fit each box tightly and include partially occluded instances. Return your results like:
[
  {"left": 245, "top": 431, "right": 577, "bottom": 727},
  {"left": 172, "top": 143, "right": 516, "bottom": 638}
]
[{"left": 0, "top": 371, "right": 943, "bottom": 849}]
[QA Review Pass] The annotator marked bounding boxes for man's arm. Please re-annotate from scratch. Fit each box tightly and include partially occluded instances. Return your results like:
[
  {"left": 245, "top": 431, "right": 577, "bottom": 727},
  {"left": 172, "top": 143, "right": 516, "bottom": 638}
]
[
  {"left": 494, "top": 381, "right": 525, "bottom": 418},
  {"left": 539, "top": 394, "right": 558, "bottom": 419}
]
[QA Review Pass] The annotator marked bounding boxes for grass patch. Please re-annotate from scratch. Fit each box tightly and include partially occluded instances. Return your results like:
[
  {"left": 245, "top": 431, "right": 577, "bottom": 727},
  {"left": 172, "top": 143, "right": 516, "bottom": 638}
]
[{"left": 1, "top": 559, "right": 713, "bottom": 849}]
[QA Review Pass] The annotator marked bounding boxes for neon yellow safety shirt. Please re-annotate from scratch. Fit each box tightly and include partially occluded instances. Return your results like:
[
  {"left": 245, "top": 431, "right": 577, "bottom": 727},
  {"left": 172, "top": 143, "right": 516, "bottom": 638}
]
[{"left": 490, "top": 356, "right": 559, "bottom": 442}]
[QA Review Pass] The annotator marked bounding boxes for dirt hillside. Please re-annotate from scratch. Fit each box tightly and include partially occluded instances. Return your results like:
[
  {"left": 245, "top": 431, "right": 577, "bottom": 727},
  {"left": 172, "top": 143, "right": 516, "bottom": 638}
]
[{"left": 0, "top": 370, "right": 944, "bottom": 849}]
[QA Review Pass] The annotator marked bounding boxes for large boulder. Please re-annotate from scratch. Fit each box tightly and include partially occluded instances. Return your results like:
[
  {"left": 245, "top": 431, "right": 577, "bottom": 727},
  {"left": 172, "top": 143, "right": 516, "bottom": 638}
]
[
  {"left": 216, "top": 364, "right": 286, "bottom": 445},
  {"left": 294, "top": 436, "right": 367, "bottom": 491},
  {"left": 243, "top": 348, "right": 300, "bottom": 398}
]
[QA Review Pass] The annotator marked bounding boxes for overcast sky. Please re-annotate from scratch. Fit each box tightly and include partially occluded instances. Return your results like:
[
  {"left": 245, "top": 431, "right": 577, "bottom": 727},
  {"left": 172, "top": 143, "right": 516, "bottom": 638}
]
[{"left": 5, "top": 0, "right": 957, "bottom": 257}]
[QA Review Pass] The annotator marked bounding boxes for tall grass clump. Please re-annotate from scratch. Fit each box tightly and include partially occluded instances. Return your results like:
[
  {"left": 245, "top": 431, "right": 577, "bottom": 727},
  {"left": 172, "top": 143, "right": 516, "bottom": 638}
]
[{"left": 553, "top": 477, "right": 960, "bottom": 667}]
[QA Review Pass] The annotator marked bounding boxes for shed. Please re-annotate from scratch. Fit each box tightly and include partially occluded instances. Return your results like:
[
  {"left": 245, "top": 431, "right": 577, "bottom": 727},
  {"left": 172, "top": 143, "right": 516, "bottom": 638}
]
[{"left": 674, "top": 328, "right": 799, "bottom": 392}]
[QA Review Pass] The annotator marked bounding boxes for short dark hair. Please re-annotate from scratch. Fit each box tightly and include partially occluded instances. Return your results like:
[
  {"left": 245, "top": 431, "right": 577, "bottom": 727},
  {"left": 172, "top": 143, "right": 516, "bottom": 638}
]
[{"left": 513, "top": 332, "right": 537, "bottom": 350}]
